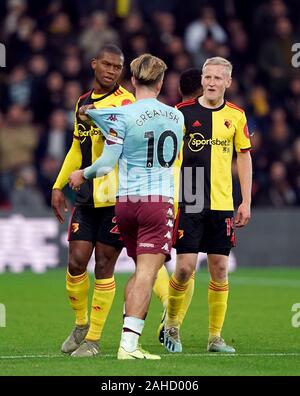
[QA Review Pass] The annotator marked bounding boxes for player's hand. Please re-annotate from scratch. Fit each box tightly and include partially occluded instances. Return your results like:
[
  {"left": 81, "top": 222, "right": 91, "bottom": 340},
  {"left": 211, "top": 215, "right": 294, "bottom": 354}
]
[
  {"left": 51, "top": 189, "right": 68, "bottom": 224},
  {"left": 69, "top": 170, "right": 85, "bottom": 191},
  {"left": 235, "top": 202, "right": 251, "bottom": 228},
  {"left": 78, "top": 104, "right": 95, "bottom": 121}
]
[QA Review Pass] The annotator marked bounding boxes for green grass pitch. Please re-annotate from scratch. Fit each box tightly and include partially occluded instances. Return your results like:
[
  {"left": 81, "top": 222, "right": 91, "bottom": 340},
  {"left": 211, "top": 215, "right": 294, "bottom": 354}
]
[{"left": 0, "top": 267, "right": 300, "bottom": 376}]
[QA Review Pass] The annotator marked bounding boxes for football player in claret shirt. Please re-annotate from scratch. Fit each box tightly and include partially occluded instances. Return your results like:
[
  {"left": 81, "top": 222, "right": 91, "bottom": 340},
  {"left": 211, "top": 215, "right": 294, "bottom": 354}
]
[
  {"left": 51, "top": 44, "right": 134, "bottom": 357},
  {"left": 164, "top": 57, "right": 252, "bottom": 354}
]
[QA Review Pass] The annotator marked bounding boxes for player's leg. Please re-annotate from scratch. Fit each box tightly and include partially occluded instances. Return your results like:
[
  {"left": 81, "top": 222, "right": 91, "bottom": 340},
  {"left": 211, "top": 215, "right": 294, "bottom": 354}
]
[
  {"left": 118, "top": 253, "right": 163, "bottom": 360},
  {"left": 84, "top": 243, "right": 120, "bottom": 342},
  {"left": 153, "top": 264, "right": 169, "bottom": 343},
  {"left": 153, "top": 265, "right": 169, "bottom": 311},
  {"left": 154, "top": 265, "right": 195, "bottom": 345},
  {"left": 72, "top": 207, "right": 122, "bottom": 357},
  {"left": 206, "top": 211, "right": 235, "bottom": 353},
  {"left": 178, "top": 270, "right": 195, "bottom": 326},
  {"left": 117, "top": 197, "right": 172, "bottom": 359},
  {"left": 164, "top": 253, "right": 197, "bottom": 353},
  {"left": 62, "top": 239, "right": 93, "bottom": 354},
  {"left": 163, "top": 210, "right": 200, "bottom": 352}
]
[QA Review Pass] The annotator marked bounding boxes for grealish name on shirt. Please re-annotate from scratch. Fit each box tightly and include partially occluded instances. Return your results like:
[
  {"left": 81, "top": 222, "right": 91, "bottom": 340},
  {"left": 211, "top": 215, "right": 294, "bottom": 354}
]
[{"left": 136, "top": 109, "right": 180, "bottom": 126}]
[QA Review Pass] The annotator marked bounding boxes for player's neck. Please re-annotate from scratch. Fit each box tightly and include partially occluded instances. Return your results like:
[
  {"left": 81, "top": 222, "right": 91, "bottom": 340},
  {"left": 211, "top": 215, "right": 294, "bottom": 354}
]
[
  {"left": 93, "top": 80, "right": 117, "bottom": 95},
  {"left": 182, "top": 91, "right": 201, "bottom": 102},
  {"left": 199, "top": 95, "right": 224, "bottom": 109},
  {"left": 135, "top": 87, "right": 158, "bottom": 101}
]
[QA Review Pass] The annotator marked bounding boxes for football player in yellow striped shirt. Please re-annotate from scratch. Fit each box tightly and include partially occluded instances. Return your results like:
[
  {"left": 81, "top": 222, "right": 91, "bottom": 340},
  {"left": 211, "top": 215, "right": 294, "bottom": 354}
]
[
  {"left": 51, "top": 44, "right": 134, "bottom": 357},
  {"left": 164, "top": 58, "right": 252, "bottom": 354}
]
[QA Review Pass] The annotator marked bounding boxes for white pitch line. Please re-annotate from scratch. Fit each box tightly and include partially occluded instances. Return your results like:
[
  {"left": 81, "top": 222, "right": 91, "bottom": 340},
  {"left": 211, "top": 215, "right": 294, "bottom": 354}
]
[{"left": 1, "top": 352, "right": 300, "bottom": 360}]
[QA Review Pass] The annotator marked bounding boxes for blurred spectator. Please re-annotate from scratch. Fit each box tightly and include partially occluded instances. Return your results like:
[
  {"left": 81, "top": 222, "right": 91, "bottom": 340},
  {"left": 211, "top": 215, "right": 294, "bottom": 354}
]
[
  {"left": 267, "top": 161, "right": 297, "bottom": 206},
  {"left": 151, "top": 11, "right": 177, "bottom": 55},
  {"left": 0, "top": 105, "right": 38, "bottom": 206},
  {"left": 6, "top": 65, "right": 32, "bottom": 108},
  {"left": 79, "top": 11, "right": 120, "bottom": 62},
  {"left": 37, "top": 155, "right": 63, "bottom": 207},
  {"left": 184, "top": 7, "right": 227, "bottom": 55},
  {"left": 47, "top": 11, "right": 75, "bottom": 59},
  {"left": 62, "top": 80, "right": 83, "bottom": 129},
  {"left": 162, "top": 71, "right": 181, "bottom": 106},
  {"left": 250, "top": 128, "right": 270, "bottom": 205},
  {"left": 288, "top": 138, "right": 300, "bottom": 203},
  {"left": 259, "top": 16, "right": 298, "bottom": 96},
  {"left": 11, "top": 165, "right": 46, "bottom": 212},
  {"left": 36, "top": 109, "right": 72, "bottom": 166},
  {"left": 3, "top": 0, "right": 28, "bottom": 39},
  {"left": 61, "top": 55, "right": 82, "bottom": 81},
  {"left": 249, "top": 85, "right": 270, "bottom": 119},
  {"left": 253, "top": 0, "right": 289, "bottom": 40}
]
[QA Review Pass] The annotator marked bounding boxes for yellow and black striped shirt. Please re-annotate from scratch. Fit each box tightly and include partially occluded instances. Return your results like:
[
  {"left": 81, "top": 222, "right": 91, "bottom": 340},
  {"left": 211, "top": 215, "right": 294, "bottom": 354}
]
[
  {"left": 177, "top": 98, "right": 251, "bottom": 211},
  {"left": 53, "top": 85, "right": 135, "bottom": 207}
]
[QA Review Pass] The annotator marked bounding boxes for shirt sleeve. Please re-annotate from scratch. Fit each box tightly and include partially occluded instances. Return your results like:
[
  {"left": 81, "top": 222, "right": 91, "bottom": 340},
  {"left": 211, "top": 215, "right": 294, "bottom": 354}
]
[
  {"left": 87, "top": 107, "right": 127, "bottom": 141},
  {"left": 53, "top": 100, "right": 82, "bottom": 189},
  {"left": 234, "top": 112, "right": 252, "bottom": 153},
  {"left": 83, "top": 140, "right": 123, "bottom": 180}
]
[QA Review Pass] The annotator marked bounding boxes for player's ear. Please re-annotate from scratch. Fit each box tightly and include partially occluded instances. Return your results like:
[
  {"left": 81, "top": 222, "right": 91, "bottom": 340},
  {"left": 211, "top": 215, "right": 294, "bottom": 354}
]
[
  {"left": 226, "top": 77, "right": 232, "bottom": 89},
  {"left": 131, "top": 76, "right": 136, "bottom": 89},
  {"left": 157, "top": 79, "right": 163, "bottom": 94},
  {"left": 91, "top": 58, "right": 97, "bottom": 71}
]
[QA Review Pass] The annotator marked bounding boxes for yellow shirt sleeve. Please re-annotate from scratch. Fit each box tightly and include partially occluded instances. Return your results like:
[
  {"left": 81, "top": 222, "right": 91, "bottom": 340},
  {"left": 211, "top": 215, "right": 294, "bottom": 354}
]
[
  {"left": 52, "top": 100, "right": 82, "bottom": 190},
  {"left": 234, "top": 112, "right": 252, "bottom": 152}
]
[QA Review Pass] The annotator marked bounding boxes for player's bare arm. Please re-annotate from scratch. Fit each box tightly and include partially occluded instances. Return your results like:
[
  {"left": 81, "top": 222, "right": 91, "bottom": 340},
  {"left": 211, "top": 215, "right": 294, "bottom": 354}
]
[
  {"left": 51, "top": 189, "right": 69, "bottom": 224},
  {"left": 236, "top": 151, "right": 252, "bottom": 227}
]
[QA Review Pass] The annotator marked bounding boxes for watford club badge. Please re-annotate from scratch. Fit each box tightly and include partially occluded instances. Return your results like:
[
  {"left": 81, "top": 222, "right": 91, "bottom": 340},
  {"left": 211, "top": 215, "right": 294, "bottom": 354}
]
[
  {"left": 224, "top": 119, "right": 232, "bottom": 129},
  {"left": 71, "top": 223, "right": 79, "bottom": 233},
  {"left": 178, "top": 230, "right": 184, "bottom": 239}
]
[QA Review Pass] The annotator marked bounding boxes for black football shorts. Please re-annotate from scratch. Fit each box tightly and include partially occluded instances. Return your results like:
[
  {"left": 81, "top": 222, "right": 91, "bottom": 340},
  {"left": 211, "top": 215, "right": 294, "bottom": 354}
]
[
  {"left": 68, "top": 205, "right": 123, "bottom": 250},
  {"left": 174, "top": 208, "right": 235, "bottom": 256}
]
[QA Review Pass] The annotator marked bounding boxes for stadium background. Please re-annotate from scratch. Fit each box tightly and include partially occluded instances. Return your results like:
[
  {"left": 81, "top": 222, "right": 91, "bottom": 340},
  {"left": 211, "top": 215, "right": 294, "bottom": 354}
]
[{"left": 0, "top": 0, "right": 300, "bottom": 378}]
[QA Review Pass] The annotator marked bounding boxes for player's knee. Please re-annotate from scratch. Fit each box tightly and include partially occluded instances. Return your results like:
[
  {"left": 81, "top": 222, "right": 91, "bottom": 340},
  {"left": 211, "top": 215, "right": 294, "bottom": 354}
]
[
  {"left": 68, "top": 254, "right": 87, "bottom": 276},
  {"left": 210, "top": 261, "right": 228, "bottom": 281},
  {"left": 95, "top": 244, "right": 120, "bottom": 278},
  {"left": 175, "top": 262, "right": 193, "bottom": 283},
  {"left": 216, "top": 267, "right": 227, "bottom": 281},
  {"left": 95, "top": 255, "right": 116, "bottom": 278},
  {"left": 136, "top": 275, "right": 154, "bottom": 293}
]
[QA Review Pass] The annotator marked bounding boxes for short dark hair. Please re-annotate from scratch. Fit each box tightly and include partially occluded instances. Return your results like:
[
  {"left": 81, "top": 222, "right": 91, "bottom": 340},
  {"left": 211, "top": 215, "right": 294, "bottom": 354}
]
[
  {"left": 179, "top": 68, "right": 202, "bottom": 97},
  {"left": 96, "top": 44, "right": 124, "bottom": 60}
]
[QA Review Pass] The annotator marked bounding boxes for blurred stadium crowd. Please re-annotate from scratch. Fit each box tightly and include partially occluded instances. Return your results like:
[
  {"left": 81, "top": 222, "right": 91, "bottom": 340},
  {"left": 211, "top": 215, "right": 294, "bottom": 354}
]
[{"left": 0, "top": 0, "right": 300, "bottom": 211}]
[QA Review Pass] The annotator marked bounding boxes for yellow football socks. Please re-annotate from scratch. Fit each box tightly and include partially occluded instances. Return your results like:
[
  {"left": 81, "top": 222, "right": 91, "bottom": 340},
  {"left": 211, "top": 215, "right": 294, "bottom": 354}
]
[
  {"left": 66, "top": 271, "right": 89, "bottom": 326},
  {"left": 178, "top": 272, "right": 195, "bottom": 326},
  {"left": 86, "top": 276, "right": 116, "bottom": 341},
  {"left": 208, "top": 279, "right": 229, "bottom": 339},
  {"left": 153, "top": 265, "right": 170, "bottom": 309},
  {"left": 167, "top": 274, "right": 189, "bottom": 327}
]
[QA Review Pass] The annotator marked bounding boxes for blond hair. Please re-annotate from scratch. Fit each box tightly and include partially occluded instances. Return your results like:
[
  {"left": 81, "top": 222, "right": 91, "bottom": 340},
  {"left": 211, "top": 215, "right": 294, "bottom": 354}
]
[
  {"left": 202, "top": 57, "right": 233, "bottom": 77},
  {"left": 130, "top": 54, "right": 167, "bottom": 85}
]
